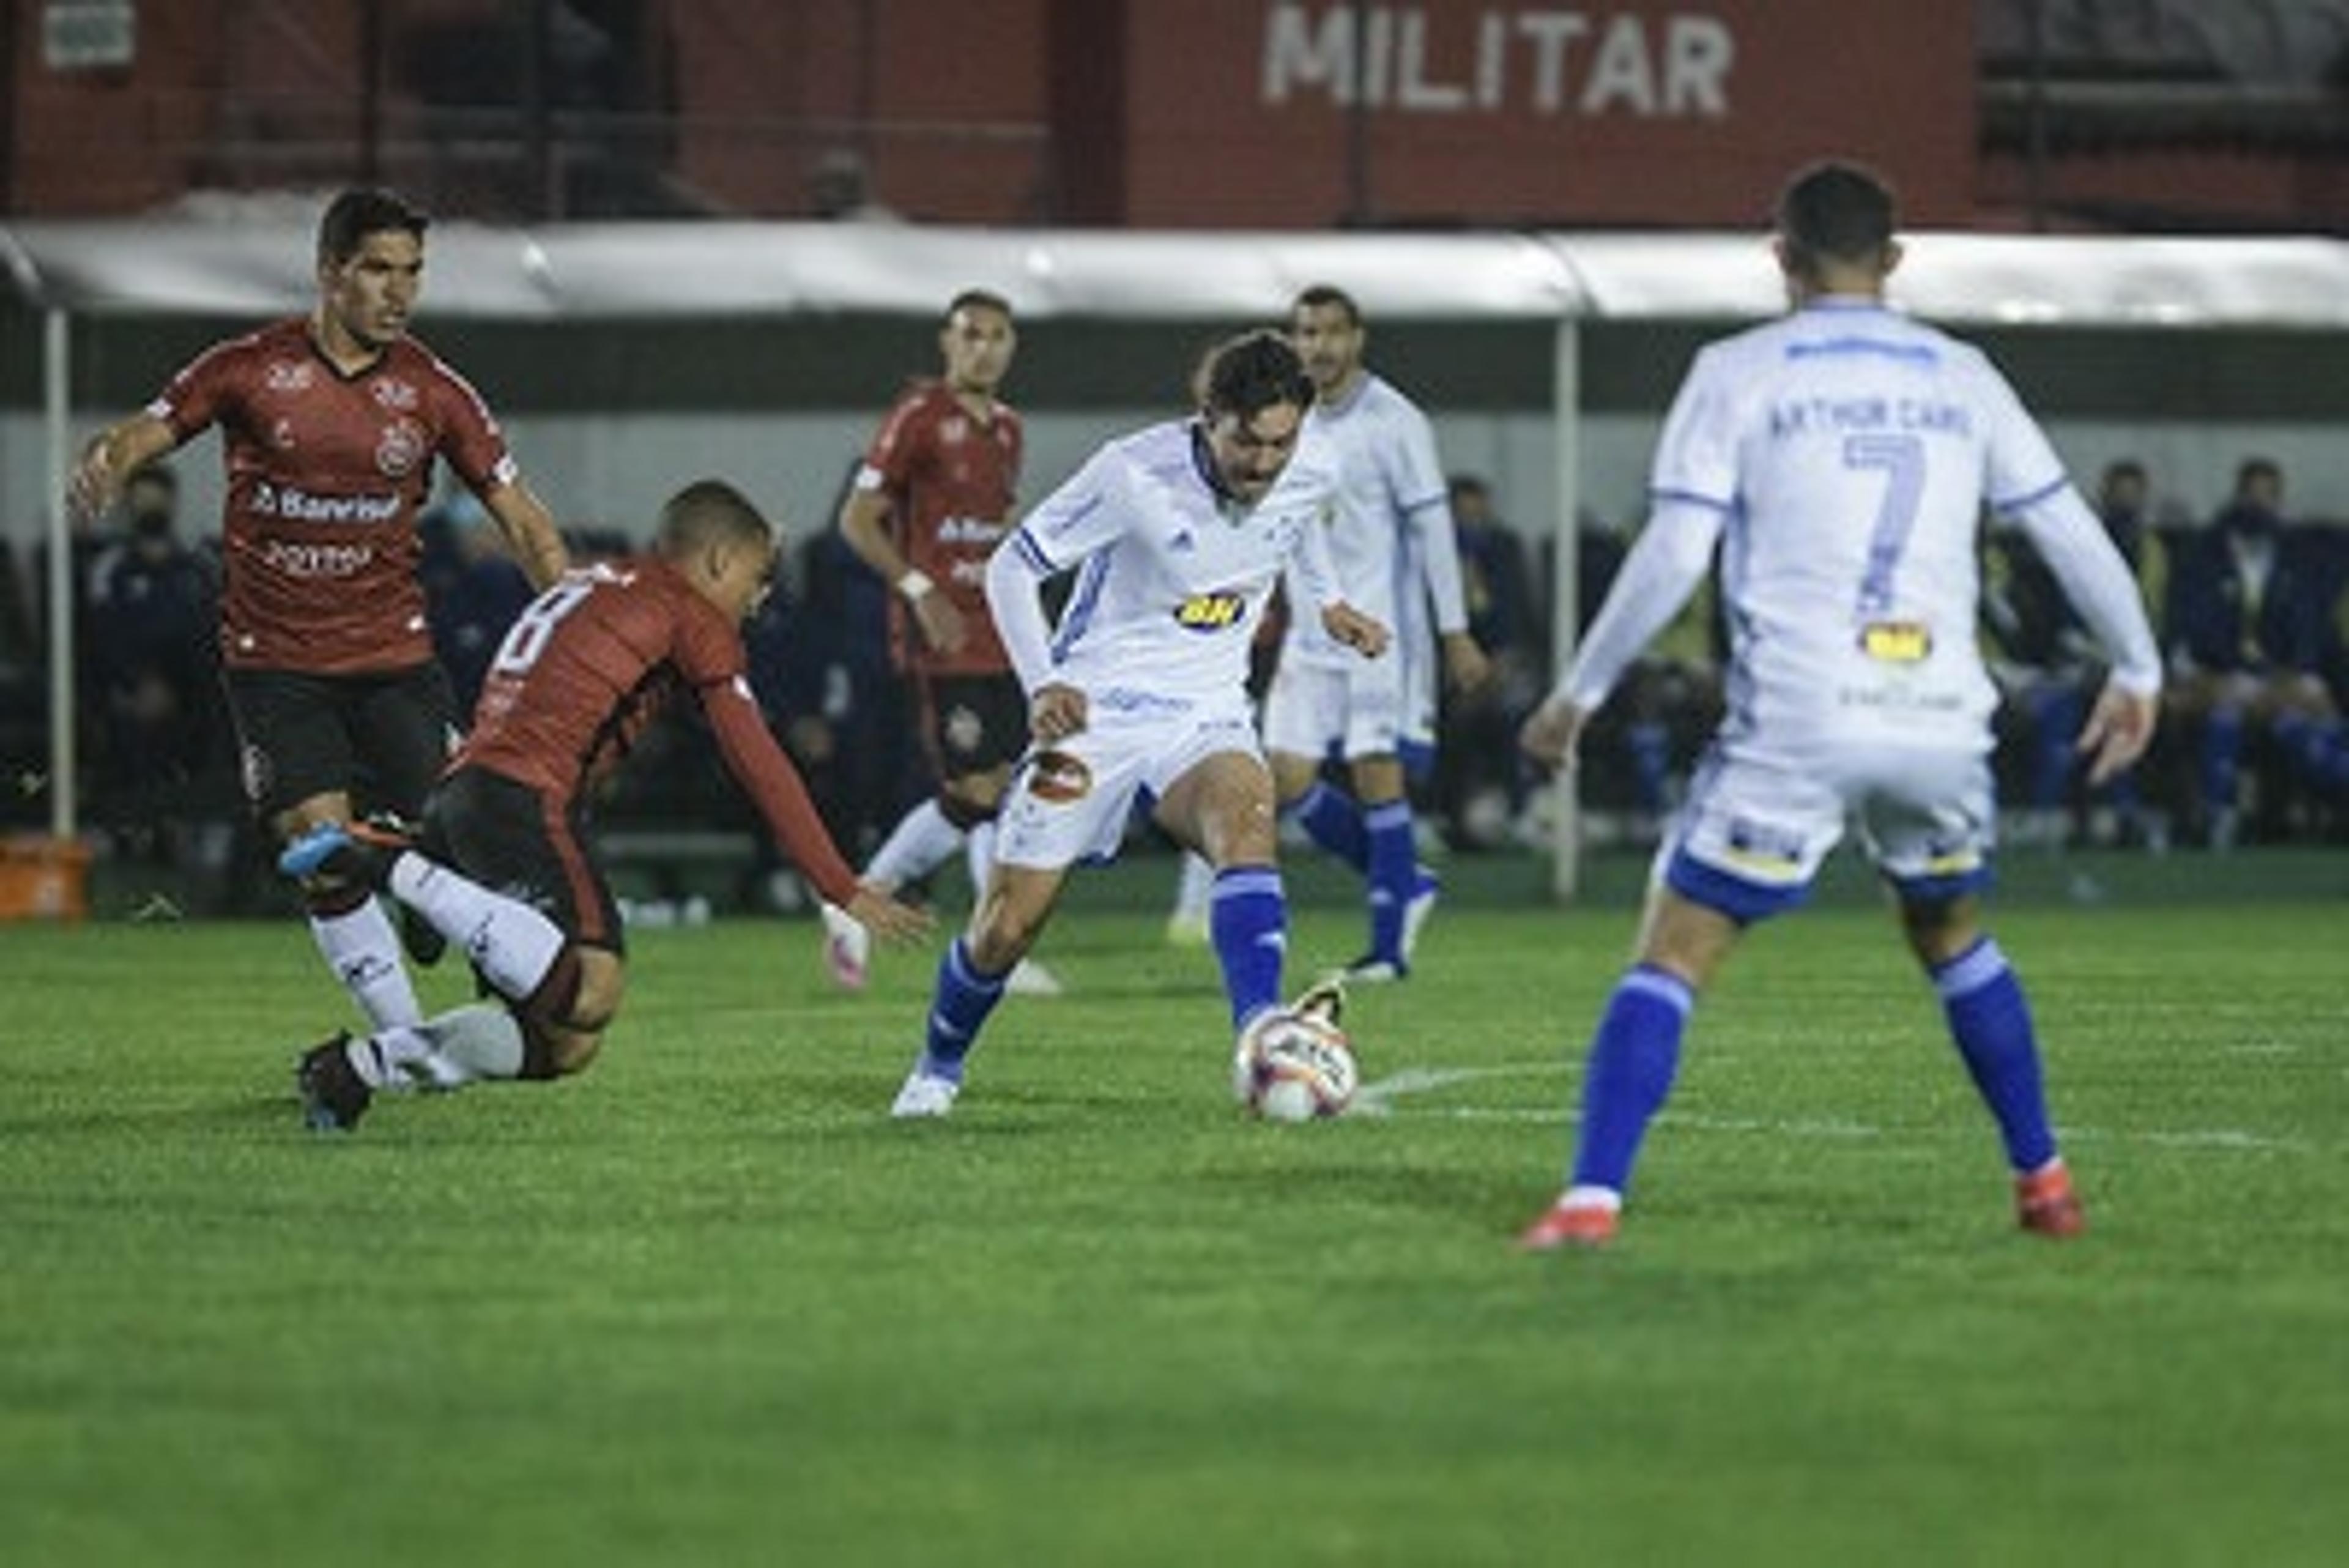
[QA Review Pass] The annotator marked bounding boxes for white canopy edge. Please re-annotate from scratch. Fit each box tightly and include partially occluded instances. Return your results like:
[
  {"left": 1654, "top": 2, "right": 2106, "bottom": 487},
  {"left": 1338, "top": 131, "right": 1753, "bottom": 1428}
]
[{"left": 9, "top": 218, "right": 2349, "bottom": 327}]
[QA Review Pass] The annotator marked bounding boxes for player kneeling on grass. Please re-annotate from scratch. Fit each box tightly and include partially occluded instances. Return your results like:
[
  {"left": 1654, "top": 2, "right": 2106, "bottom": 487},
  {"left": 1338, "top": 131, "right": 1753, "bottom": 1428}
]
[
  {"left": 887, "top": 329, "right": 1388, "bottom": 1118},
  {"left": 280, "top": 479, "right": 929, "bottom": 1131}
]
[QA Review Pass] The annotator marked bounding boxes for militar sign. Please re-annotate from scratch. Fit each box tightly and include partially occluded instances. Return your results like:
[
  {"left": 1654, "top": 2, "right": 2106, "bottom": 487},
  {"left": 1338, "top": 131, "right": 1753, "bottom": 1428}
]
[{"left": 1109, "top": 1, "right": 1973, "bottom": 228}]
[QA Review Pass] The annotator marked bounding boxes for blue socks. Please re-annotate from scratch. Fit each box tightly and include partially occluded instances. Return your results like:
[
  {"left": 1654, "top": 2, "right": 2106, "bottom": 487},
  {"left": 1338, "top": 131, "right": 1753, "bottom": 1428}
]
[
  {"left": 918, "top": 937, "right": 1009, "bottom": 1082},
  {"left": 1210, "top": 864, "right": 1288, "bottom": 1031},
  {"left": 1290, "top": 781, "right": 1368, "bottom": 873},
  {"left": 1286, "top": 782, "right": 1422, "bottom": 968},
  {"left": 1569, "top": 965, "right": 1694, "bottom": 1192},
  {"left": 1362, "top": 799, "right": 1417, "bottom": 965},
  {"left": 1932, "top": 937, "right": 2057, "bottom": 1173}
]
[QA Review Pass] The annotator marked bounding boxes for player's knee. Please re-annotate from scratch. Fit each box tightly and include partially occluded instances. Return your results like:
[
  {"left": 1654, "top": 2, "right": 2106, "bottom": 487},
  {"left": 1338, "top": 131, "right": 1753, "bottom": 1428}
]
[
  {"left": 968, "top": 893, "right": 1044, "bottom": 972},
  {"left": 1898, "top": 895, "right": 1979, "bottom": 966}
]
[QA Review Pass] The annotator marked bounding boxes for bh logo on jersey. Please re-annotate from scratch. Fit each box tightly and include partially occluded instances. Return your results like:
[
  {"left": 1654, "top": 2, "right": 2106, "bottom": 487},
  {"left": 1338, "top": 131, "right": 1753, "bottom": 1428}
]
[{"left": 1173, "top": 590, "right": 1247, "bottom": 632}]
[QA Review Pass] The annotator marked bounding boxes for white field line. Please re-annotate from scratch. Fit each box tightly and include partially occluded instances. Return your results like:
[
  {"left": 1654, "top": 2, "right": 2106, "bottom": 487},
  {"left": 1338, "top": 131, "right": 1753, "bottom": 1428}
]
[{"left": 1354, "top": 1060, "right": 2326, "bottom": 1154}]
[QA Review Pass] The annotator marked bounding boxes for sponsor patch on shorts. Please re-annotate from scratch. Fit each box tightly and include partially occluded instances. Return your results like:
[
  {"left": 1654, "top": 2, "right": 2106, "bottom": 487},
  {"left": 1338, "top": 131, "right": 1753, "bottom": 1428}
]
[{"left": 1028, "top": 749, "right": 1093, "bottom": 803}]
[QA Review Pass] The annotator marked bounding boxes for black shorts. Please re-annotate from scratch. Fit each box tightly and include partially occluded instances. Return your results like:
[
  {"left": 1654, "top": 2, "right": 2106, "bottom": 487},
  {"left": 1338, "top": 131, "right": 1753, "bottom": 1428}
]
[
  {"left": 226, "top": 664, "right": 456, "bottom": 822},
  {"left": 420, "top": 766, "right": 624, "bottom": 956},
  {"left": 915, "top": 671, "right": 1029, "bottom": 782}
]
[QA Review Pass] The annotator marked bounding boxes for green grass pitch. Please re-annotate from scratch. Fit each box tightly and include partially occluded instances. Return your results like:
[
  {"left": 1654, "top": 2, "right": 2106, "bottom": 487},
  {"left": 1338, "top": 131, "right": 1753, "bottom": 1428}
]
[{"left": 4, "top": 863, "right": 2347, "bottom": 1566}]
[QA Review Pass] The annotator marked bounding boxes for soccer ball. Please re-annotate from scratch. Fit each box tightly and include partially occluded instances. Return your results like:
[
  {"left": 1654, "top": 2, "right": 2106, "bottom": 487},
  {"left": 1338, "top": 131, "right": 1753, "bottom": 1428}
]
[{"left": 1231, "top": 1007, "right": 1359, "bottom": 1122}]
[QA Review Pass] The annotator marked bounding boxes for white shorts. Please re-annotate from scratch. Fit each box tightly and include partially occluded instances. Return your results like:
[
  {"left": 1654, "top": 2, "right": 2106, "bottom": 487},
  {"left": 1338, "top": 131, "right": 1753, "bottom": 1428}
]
[
  {"left": 994, "top": 698, "right": 1263, "bottom": 871},
  {"left": 1262, "top": 657, "right": 1406, "bottom": 762},
  {"left": 1663, "top": 735, "right": 1995, "bottom": 920}
]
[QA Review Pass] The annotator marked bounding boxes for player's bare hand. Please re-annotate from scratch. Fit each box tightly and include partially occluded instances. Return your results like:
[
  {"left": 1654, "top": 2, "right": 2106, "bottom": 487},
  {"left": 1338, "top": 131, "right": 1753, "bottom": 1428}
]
[
  {"left": 1518, "top": 694, "right": 1589, "bottom": 772},
  {"left": 913, "top": 593, "right": 968, "bottom": 655},
  {"left": 1322, "top": 602, "right": 1390, "bottom": 660},
  {"left": 1030, "top": 683, "right": 1088, "bottom": 743},
  {"left": 66, "top": 439, "right": 119, "bottom": 527},
  {"left": 843, "top": 883, "right": 933, "bottom": 946},
  {"left": 2076, "top": 680, "right": 2158, "bottom": 787},
  {"left": 1441, "top": 631, "right": 1493, "bottom": 695}
]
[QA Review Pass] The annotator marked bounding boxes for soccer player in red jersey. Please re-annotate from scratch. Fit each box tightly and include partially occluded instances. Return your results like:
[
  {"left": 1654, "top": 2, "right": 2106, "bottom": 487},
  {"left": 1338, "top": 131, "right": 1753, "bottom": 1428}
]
[
  {"left": 822, "top": 289, "right": 1063, "bottom": 994},
  {"left": 69, "top": 187, "right": 572, "bottom": 1038},
  {"left": 276, "top": 479, "right": 930, "bottom": 1131}
]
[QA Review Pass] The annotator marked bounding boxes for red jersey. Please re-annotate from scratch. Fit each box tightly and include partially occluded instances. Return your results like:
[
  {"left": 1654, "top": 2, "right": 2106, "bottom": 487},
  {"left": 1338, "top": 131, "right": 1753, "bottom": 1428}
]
[
  {"left": 148, "top": 317, "right": 518, "bottom": 675},
  {"left": 459, "top": 559, "right": 857, "bottom": 907},
  {"left": 854, "top": 379, "right": 1022, "bottom": 678}
]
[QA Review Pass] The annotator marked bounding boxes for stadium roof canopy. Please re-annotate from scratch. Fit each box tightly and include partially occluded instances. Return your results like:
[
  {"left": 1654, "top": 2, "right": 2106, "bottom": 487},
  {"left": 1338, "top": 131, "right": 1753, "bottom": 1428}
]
[
  {"left": 9, "top": 218, "right": 2349, "bottom": 328},
  {"left": 12, "top": 216, "right": 2349, "bottom": 855}
]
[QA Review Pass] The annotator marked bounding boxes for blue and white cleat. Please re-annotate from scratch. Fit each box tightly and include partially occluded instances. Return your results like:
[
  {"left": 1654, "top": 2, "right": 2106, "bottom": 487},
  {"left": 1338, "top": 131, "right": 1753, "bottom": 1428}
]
[{"left": 278, "top": 819, "right": 409, "bottom": 890}]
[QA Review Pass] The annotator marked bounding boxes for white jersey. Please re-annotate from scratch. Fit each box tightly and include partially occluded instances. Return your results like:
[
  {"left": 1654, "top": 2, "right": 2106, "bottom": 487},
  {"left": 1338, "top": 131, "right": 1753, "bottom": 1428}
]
[
  {"left": 1658, "top": 299, "right": 2080, "bottom": 754},
  {"left": 1280, "top": 373, "right": 1467, "bottom": 672},
  {"left": 997, "top": 419, "right": 1343, "bottom": 715}
]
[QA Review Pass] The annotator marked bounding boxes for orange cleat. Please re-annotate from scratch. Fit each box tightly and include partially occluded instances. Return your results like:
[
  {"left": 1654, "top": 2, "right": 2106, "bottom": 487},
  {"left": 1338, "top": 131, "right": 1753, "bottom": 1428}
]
[
  {"left": 2016, "top": 1161, "right": 2085, "bottom": 1238},
  {"left": 1516, "top": 1198, "right": 1619, "bottom": 1251}
]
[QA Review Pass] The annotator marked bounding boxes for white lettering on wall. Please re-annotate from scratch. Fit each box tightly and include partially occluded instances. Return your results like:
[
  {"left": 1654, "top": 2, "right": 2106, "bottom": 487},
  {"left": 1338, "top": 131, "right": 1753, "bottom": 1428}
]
[{"left": 1262, "top": 4, "right": 1734, "bottom": 118}]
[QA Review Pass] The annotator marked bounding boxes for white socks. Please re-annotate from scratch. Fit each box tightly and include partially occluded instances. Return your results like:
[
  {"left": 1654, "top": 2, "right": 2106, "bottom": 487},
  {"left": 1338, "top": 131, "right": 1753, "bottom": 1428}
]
[
  {"left": 350, "top": 1002, "right": 525, "bottom": 1090},
  {"left": 864, "top": 800, "right": 966, "bottom": 891},
  {"left": 310, "top": 899, "right": 421, "bottom": 1030},
  {"left": 387, "top": 852, "right": 564, "bottom": 1001}
]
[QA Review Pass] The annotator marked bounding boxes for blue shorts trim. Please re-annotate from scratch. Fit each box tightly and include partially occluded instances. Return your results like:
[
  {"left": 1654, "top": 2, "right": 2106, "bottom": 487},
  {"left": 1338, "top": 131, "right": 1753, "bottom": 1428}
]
[
  {"left": 1664, "top": 847, "right": 1811, "bottom": 924},
  {"left": 1885, "top": 862, "right": 1995, "bottom": 906}
]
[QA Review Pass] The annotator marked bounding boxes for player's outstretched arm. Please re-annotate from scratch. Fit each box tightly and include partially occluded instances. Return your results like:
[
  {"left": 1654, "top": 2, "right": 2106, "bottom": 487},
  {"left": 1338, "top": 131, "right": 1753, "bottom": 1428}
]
[
  {"left": 841, "top": 882, "right": 932, "bottom": 946},
  {"left": 482, "top": 480, "right": 572, "bottom": 590},
  {"left": 1519, "top": 694, "right": 1591, "bottom": 771},
  {"left": 1028, "top": 682, "right": 1087, "bottom": 743},
  {"left": 2074, "top": 678, "right": 2158, "bottom": 786},
  {"left": 68, "top": 414, "right": 176, "bottom": 525},
  {"left": 1320, "top": 601, "right": 1390, "bottom": 660}
]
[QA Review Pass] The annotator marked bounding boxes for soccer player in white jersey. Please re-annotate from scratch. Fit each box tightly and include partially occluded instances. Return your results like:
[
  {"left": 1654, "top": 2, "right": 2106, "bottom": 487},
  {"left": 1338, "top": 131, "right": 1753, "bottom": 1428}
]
[
  {"left": 889, "top": 330, "right": 1390, "bottom": 1118},
  {"left": 1262, "top": 285, "right": 1490, "bottom": 981},
  {"left": 1516, "top": 160, "right": 2161, "bottom": 1249}
]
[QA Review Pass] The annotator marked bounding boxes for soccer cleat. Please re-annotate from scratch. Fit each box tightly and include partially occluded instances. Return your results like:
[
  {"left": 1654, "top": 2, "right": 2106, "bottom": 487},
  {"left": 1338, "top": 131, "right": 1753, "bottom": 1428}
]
[
  {"left": 1517, "top": 1197, "right": 1620, "bottom": 1250},
  {"left": 1340, "top": 953, "right": 1406, "bottom": 984},
  {"left": 277, "top": 817, "right": 411, "bottom": 891},
  {"left": 295, "top": 1033, "right": 373, "bottom": 1133},
  {"left": 820, "top": 902, "right": 871, "bottom": 990},
  {"left": 1004, "top": 957, "right": 1065, "bottom": 997},
  {"left": 1289, "top": 975, "right": 1347, "bottom": 1028},
  {"left": 2016, "top": 1161, "right": 2086, "bottom": 1238},
  {"left": 1400, "top": 868, "right": 1440, "bottom": 964},
  {"left": 889, "top": 1068, "right": 962, "bottom": 1119}
]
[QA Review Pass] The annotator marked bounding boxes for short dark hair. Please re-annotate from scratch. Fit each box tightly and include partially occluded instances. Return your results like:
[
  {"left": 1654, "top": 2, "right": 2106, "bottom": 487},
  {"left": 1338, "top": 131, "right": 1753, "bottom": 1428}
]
[
  {"left": 317, "top": 187, "right": 429, "bottom": 267},
  {"left": 1196, "top": 329, "right": 1315, "bottom": 422},
  {"left": 1291, "top": 283, "right": 1362, "bottom": 327},
  {"left": 2235, "top": 456, "right": 2282, "bottom": 491},
  {"left": 1775, "top": 160, "right": 1896, "bottom": 273},
  {"left": 657, "top": 479, "right": 774, "bottom": 557},
  {"left": 944, "top": 288, "right": 1013, "bottom": 325}
]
